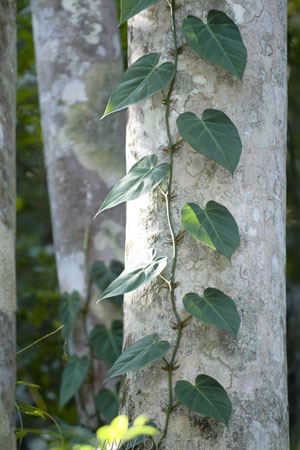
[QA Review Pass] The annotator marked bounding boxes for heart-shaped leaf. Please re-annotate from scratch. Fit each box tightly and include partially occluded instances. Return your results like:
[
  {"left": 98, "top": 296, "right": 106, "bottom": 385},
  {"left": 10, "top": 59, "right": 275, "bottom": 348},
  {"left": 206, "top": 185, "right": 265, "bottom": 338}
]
[
  {"left": 175, "top": 375, "right": 232, "bottom": 426},
  {"left": 90, "top": 321, "right": 123, "bottom": 365},
  {"left": 102, "top": 53, "right": 175, "bottom": 117},
  {"left": 95, "top": 388, "right": 119, "bottom": 421},
  {"left": 120, "top": 0, "right": 161, "bottom": 25},
  {"left": 183, "top": 289, "right": 240, "bottom": 338},
  {"left": 90, "top": 260, "right": 124, "bottom": 306},
  {"left": 182, "top": 11, "right": 247, "bottom": 80},
  {"left": 181, "top": 201, "right": 240, "bottom": 260},
  {"left": 98, "top": 251, "right": 167, "bottom": 301},
  {"left": 95, "top": 155, "right": 170, "bottom": 216},
  {"left": 106, "top": 333, "right": 170, "bottom": 380},
  {"left": 59, "top": 291, "right": 80, "bottom": 341},
  {"left": 176, "top": 110, "right": 242, "bottom": 174},
  {"left": 91, "top": 260, "right": 124, "bottom": 290},
  {"left": 59, "top": 355, "right": 89, "bottom": 409}
]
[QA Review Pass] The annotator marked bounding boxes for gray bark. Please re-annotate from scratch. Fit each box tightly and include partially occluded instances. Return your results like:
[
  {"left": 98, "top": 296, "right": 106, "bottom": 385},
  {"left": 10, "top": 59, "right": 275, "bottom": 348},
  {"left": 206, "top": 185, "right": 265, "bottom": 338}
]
[
  {"left": 31, "top": 0, "right": 125, "bottom": 427},
  {"left": 121, "top": 0, "right": 289, "bottom": 448},
  {"left": 0, "top": 0, "right": 16, "bottom": 448}
]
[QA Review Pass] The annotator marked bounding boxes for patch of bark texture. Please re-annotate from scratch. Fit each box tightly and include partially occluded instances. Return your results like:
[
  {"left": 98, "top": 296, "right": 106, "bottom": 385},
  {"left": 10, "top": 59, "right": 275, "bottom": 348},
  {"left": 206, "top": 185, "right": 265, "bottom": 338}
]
[
  {"left": 31, "top": 0, "right": 125, "bottom": 427},
  {"left": 0, "top": 1, "right": 16, "bottom": 449},
  {"left": 122, "top": 0, "right": 289, "bottom": 448}
]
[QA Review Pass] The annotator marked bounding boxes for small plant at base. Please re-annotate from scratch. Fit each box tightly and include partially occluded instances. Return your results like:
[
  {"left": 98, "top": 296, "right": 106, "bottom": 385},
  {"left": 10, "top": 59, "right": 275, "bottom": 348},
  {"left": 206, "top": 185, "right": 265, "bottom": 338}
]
[{"left": 96, "top": 0, "right": 247, "bottom": 446}]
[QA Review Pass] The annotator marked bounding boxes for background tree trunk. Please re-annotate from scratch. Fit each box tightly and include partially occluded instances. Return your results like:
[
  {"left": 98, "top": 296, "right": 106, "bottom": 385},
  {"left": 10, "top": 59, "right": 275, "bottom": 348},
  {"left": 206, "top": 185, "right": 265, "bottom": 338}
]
[
  {"left": 31, "top": 0, "right": 125, "bottom": 427},
  {"left": 121, "top": 0, "right": 289, "bottom": 448},
  {"left": 0, "top": 0, "right": 16, "bottom": 448}
]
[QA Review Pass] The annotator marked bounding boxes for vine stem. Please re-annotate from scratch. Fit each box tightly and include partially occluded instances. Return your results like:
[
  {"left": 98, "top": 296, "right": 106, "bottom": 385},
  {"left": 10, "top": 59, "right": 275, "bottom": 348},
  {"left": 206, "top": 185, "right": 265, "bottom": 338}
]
[
  {"left": 158, "top": 0, "right": 183, "bottom": 447},
  {"left": 81, "top": 222, "right": 102, "bottom": 426}
]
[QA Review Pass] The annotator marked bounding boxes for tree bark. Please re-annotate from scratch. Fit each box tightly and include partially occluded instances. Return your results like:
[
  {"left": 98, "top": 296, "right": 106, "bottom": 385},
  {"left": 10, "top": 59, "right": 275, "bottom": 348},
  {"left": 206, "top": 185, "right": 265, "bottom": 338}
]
[
  {"left": 31, "top": 0, "right": 125, "bottom": 427},
  {"left": 121, "top": 0, "right": 289, "bottom": 448},
  {"left": 0, "top": 0, "right": 16, "bottom": 448}
]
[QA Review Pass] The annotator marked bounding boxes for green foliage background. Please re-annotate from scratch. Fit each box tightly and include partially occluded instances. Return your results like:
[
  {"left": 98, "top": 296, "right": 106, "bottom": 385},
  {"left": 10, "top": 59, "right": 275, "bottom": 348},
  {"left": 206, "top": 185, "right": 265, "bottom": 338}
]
[{"left": 16, "top": 0, "right": 300, "bottom": 448}]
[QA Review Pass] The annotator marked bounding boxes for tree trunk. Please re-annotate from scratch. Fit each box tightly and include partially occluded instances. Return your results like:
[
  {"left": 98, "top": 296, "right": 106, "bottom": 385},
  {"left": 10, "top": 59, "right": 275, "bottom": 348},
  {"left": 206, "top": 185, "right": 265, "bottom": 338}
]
[
  {"left": 31, "top": 0, "right": 125, "bottom": 427},
  {"left": 0, "top": 0, "right": 16, "bottom": 448},
  {"left": 121, "top": 0, "right": 289, "bottom": 448}
]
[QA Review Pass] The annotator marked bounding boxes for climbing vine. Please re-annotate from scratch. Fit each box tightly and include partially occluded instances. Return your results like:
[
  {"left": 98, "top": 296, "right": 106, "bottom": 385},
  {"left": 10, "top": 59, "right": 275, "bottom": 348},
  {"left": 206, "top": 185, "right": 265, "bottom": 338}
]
[{"left": 97, "top": 0, "right": 247, "bottom": 446}]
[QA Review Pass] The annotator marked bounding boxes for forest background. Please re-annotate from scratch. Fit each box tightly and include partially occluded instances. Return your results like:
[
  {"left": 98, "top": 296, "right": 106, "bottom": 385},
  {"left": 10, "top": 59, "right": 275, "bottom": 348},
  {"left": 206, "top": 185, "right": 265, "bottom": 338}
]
[{"left": 15, "top": 0, "right": 300, "bottom": 448}]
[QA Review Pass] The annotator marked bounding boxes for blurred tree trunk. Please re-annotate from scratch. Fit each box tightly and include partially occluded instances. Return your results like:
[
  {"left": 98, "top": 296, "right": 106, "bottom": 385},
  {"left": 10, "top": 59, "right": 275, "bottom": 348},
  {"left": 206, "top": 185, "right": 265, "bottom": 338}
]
[
  {"left": 122, "top": 0, "right": 289, "bottom": 448},
  {"left": 0, "top": 0, "right": 16, "bottom": 448},
  {"left": 31, "top": 0, "right": 125, "bottom": 427}
]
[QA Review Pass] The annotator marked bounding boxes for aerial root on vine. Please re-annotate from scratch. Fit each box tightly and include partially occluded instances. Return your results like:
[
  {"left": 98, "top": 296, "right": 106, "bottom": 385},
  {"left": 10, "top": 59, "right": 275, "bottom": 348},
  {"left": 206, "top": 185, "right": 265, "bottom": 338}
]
[
  {"left": 165, "top": 233, "right": 173, "bottom": 245},
  {"left": 175, "top": 234, "right": 184, "bottom": 246},
  {"left": 173, "top": 139, "right": 183, "bottom": 152},
  {"left": 169, "top": 46, "right": 184, "bottom": 57},
  {"left": 169, "top": 190, "right": 177, "bottom": 201},
  {"left": 172, "top": 361, "right": 180, "bottom": 371},
  {"left": 170, "top": 318, "right": 186, "bottom": 330},
  {"left": 162, "top": 97, "right": 176, "bottom": 106}
]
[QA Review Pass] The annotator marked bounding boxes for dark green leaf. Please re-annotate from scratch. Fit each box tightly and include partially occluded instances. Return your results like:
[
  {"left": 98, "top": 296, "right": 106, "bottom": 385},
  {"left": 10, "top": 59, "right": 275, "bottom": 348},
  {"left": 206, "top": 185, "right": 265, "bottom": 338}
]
[
  {"left": 95, "top": 388, "right": 119, "bottom": 422},
  {"left": 103, "top": 53, "right": 175, "bottom": 117},
  {"left": 176, "top": 110, "right": 242, "bottom": 174},
  {"left": 95, "top": 155, "right": 170, "bottom": 215},
  {"left": 59, "top": 355, "right": 89, "bottom": 409},
  {"left": 16, "top": 402, "right": 46, "bottom": 419},
  {"left": 16, "top": 428, "right": 60, "bottom": 439},
  {"left": 98, "top": 250, "right": 167, "bottom": 300},
  {"left": 181, "top": 201, "right": 240, "bottom": 260},
  {"left": 106, "top": 333, "right": 170, "bottom": 380},
  {"left": 90, "top": 260, "right": 124, "bottom": 306},
  {"left": 59, "top": 291, "right": 80, "bottom": 341},
  {"left": 182, "top": 11, "right": 247, "bottom": 80},
  {"left": 120, "top": 0, "right": 161, "bottom": 25},
  {"left": 175, "top": 374, "right": 232, "bottom": 426},
  {"left": 91, "top": 260, "right": 124, "bottom": 291},
  {"left": 183, "top": 289, "right": 240, "bottom": 338},
  {"left": 90, "top": 321, "right": 123, "bottom": 365}
]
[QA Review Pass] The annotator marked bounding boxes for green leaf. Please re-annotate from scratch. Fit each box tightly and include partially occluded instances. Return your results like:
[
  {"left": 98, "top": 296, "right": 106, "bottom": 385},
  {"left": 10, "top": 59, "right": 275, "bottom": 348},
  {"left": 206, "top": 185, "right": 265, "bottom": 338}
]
[
  {"left": 176, "top": 110, "right": 242, "bottom": 174},
  {"left": 16, "top": 428, "right": 61, "bottom": 439},
  {"left": 90, "top": 260, "right": 124, "bottom": 306},
  {"left": 183, "top": 289, "right": 240, "bottom": 338},
  {"left": 98, "top": 250, "right": 167, "bottom": 300},
  {"left": 182, "top": 11, "right": 247, "bottom": 80},
  {"left": 95, "top": 155, "right": 170, "bottom": 216},
  {"left": 175, "top": 375, "right": 232, "bottom": 426},
  {"left": 106, "top": 333, "right": 170, "bottom": 380},
  {"left": 181, "top": 201, "right": 240, "bottom": 260},
  {"left": 59, "top": 291, "right": 80, "bottom": 341},
  {"left": 90, "top": 321, "right": 123, "bottom": 365},
  {"left": 91, "top": 260, "right": 124, "bottom": 291},
  {"left": 120, "top": 0, "right": 161, "bottom": 25},
  {"left": 16, "top": 402, "right": 46, "bottom": 419},
  {"left": 59, "top": 355, "right": 89, "bottom": 409},
  {"left": 95, "top": 388, "right": 119, "bottom": 421},
  {"left": 103, "top": 53, "right": 175, "bottom": 117},
  {"left": 16, "top": 381, "right": 41, "bottom": 389}
]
